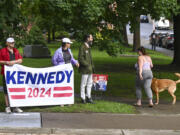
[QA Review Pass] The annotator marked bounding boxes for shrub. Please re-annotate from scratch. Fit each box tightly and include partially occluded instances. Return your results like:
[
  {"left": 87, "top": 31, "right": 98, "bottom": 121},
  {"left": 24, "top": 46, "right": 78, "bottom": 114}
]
[
  {"left": 25, "top": 25, "right": 47, "bottom": 45},
  {"left": 106, "top": 41, "right": 121, "bottom": 57},
  {"left": 94, "top": 30, "right": 125, "bottom": 56},
  {"left": 71, "top": 40, "right": 81, "bottom": 48},
  {"left": 55, "top": 31, "right": 70, "bottom": 39}
]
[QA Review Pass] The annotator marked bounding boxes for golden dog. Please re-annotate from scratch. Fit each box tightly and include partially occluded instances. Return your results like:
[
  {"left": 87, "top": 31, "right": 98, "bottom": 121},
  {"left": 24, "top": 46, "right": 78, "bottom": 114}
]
[{"left": 151, "top": 73, "right": 180, "bottom": 105}]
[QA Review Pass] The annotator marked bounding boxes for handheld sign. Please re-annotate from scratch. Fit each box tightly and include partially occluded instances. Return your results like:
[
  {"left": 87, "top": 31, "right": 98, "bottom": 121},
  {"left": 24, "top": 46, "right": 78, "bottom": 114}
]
[{"left": 4, "top": 64, "right": 74, "bottom": 107}]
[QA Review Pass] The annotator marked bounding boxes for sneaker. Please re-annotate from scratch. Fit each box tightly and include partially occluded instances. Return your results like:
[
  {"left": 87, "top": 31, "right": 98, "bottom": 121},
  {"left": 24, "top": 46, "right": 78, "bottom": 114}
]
[
  {"left": 86, "top": 98, "right": 95, "bottom": 104},
  {"left": 13, "top": 107, "right": 23, "bottom": 113},
  {"left": 81, "top": 99, "right": 86, "bottom": 104},
  {"left": 5, "top": 107, "right": 11, "bottom": 113}
]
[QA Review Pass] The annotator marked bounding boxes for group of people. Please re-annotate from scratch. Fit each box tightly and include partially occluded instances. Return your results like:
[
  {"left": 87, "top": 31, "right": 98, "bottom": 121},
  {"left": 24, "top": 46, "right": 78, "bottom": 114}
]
[
  {"left": 0, "top": 34, "right": 154, "bottom": 114},
  {"left": 52, "top": 34, "right": 95, "bottom": 104},
  {"left": 52, "top": 41, "right": 155, "bottom": 107},
  {"left": 0, "top": 34, "right": 95, "bottom": 113}
]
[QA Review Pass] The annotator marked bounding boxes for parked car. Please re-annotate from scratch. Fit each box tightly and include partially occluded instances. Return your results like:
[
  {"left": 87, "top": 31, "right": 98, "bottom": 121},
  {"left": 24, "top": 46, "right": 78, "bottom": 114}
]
[
  {"left": 140, "top": 15, "right": 149, "bottom": 23},
  {"left": 157, "top": 33, "right": 168, "bottom": 47},
  {"left": 162, "top": 33, "right": 174, "bottom": 49},
  {"left": 155, "top": 17, "right": 170, "bottom": 30}
]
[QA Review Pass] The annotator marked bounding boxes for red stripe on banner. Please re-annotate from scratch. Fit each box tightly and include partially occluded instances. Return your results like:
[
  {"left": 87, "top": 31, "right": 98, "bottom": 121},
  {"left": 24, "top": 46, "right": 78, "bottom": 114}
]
[
  {"left": 53, "top": 93, "right": 72, "bottom": 97},
  {"left": 9, "top": 88, "right": 25, "bottom": 92},
  {"left": 54, "top": 86, "right": 72, "bottom": 91},
  {"left": 11, "top": 95, "right": 26, "bottom": 99}
]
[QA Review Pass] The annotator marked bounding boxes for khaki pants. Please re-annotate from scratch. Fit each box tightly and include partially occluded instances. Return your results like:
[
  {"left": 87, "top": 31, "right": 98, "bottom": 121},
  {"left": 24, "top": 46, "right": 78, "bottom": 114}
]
[{"left": 80, "top": 74, "right": 93, "bottom": 100}]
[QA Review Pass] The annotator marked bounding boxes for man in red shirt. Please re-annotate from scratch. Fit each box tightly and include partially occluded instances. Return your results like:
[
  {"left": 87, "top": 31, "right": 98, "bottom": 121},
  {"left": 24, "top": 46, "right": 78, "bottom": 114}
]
[{"left": 0, "top": 37, "right": 23, "bottom": 113}]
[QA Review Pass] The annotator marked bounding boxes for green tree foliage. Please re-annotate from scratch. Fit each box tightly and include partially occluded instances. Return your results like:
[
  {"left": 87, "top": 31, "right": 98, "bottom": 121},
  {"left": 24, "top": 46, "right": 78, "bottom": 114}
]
[
  {"left": 0, "top": 0, "right": 179, "bottom": 56},
  {"left": 55, "top": 0, "right": 108, "bottom": 39},
  {"left": 25, "top": 25, "right": 46, "bottom": 45},
  {"left": 151, "top": 0, "right": 179, "bottom": 20},
  {"left": 0, "top": 0, "right": 25, "bottom": 47}
]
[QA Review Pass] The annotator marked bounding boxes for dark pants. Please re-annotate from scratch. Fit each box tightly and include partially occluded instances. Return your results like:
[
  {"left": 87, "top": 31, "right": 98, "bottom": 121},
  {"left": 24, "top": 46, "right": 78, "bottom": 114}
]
[
  {"left": 151, "top": 39, "right": 156, "bottom": 51},
  {"left": 2, "top": 76, "right": 8, "bottom": 94}
]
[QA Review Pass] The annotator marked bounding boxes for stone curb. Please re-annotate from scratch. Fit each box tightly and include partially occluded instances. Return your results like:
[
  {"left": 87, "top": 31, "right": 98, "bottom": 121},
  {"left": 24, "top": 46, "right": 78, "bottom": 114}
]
[
  {"left": 123, "top": 129, "right": 180, "bottom": 135},
  {"left": 82, "top": 113, "right": 180, "bottom": 116},
  {"left": 0, "top": 128, "right": 180, "bottom": 135},
  {"left": 0, "top": 127, "right": 51, "bottom": 134}
]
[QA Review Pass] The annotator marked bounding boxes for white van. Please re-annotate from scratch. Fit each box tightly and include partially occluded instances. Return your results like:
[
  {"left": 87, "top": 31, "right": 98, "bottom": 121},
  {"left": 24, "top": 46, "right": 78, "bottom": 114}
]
[{"left": 155, "top": 17, "right": 170, "bottom": 30}]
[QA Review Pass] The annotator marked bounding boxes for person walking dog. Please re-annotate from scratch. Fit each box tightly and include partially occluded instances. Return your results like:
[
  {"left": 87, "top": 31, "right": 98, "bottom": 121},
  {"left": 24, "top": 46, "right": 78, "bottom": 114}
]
[{"left": 134, "top": 47, "right": 154, "bottom": 107}]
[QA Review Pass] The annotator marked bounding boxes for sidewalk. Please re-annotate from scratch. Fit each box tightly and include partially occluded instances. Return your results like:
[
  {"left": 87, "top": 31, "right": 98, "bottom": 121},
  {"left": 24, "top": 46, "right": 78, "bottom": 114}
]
[
  {"left": 93, "top": 96, "right": 180, "bottom": 115},
  {"left": 41, "top": 113, "right": 180, "bottom": 130},
  {"left": 0, "top": 128, "right": 180, "bottom": 135},
  {"left": 0, "top": 112, "right": 180, "bottom": 135},
  {"left": 1, "top": 97, "right": 180, "bottom": 134},
  {"left": 1, "top": 99, "right": 180, "bottom": 135}
]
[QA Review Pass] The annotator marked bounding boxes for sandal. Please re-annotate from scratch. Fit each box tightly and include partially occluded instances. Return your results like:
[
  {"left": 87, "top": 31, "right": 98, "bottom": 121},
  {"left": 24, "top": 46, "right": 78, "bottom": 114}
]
[
  {"left": 133, "top": 103, "right": 142, "bottom": 107},
  {"left": 148, "top": 104, "right": 153, "bottom": 108}
]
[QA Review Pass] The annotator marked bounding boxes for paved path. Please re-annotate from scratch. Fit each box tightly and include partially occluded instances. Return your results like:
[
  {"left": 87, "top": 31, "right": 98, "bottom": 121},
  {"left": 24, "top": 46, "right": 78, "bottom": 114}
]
[
  {"left": 128, "top": 34, "right": 174, "bottom": 57},
  {"left": 93, "top": 96, "right": 180, "bottom": 115},
  {"left": 0, "top": 112, "right": 180, "bottom": 135},
  {"left": 136, "top": 101, "right": 180, "bottom": 114},
  {"left": 0, "top": 128, "right": 180, "bottom": 135},
  {"left": 41, "top": 113, "right": 180, "bottom": 130}
]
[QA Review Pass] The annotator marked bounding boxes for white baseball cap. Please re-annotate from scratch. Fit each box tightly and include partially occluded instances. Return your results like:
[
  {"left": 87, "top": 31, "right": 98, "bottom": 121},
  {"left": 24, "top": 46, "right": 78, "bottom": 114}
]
[
  {"left": 62, "top": 38, "right": 73, "bottom": 44},
  {"left": 6, "top": 37, "right": 15, "bottom": 43}
]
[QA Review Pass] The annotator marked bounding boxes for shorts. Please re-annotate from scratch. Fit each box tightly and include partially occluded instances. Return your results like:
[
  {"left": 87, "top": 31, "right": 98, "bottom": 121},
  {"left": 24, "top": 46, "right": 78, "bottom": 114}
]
[{"left": 2, "top": 76, "right": 8, "bottom": 94}]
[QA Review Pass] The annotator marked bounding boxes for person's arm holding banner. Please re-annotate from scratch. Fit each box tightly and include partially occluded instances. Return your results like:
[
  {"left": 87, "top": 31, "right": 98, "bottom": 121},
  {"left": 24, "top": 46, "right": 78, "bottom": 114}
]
[
  {"left": 52, "top": 38, "right": 79, "bottom": 68},
  {"left": 69, "top": 48, "right": 79, "bottom": 68},
  {"left": 0, "top": 60, "right": 8, "bottom": 65},
  {"left": 52, "top": 49, "right": 60, "bottom": 66},
  {"left": 0, "top": 48, "right": 22, "bottom": 67},
  {"left": 6, "top": 59, "right": 22, "bottom": 66}
]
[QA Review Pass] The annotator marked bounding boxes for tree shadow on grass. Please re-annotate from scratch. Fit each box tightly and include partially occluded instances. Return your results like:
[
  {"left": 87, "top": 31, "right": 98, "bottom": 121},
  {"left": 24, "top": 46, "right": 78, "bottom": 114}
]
[
  {"left": 154, "top": 64, "right": 180, "bottom": 73},
  {"left": 95, "top": 63, "right": 135, "bottom": 73}
]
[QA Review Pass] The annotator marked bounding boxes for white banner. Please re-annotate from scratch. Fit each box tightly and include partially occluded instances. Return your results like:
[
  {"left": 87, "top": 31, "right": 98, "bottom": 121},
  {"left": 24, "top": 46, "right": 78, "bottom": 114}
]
[{"left": 4, "top": 64, "right": 74, "bottom": 107}]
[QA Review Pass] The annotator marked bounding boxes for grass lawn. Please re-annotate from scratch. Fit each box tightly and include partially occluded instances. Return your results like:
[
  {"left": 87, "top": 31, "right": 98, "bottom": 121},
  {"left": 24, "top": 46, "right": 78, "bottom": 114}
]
[
  {"left": 24, "top": 99, "right": 136, "bottom": 113},
  {"left": 0, "top": 42, "right": 179, "bottom": 113}
]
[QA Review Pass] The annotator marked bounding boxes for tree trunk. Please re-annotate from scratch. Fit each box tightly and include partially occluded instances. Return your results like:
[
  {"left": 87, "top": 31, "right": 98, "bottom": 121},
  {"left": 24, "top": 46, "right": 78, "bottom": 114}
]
[
  {"left": 52, "top": 27, "right": 55, "bottom": 41},
  {"left": 122, "top": 24, "right": 129, "bottom": 46},
  {"left": 172, "top": 13, "right": 180, "bottom": 66},
  {"left": 133, "top": 16, "right": 141, "bottom": 51},
  {"left": 48, "top": 28, "right": 51, "bottom": 43}
]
